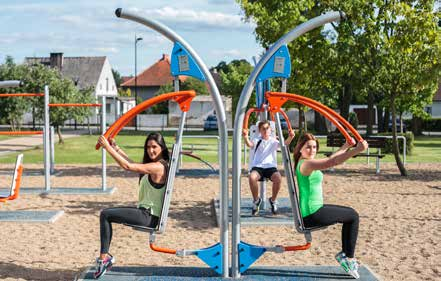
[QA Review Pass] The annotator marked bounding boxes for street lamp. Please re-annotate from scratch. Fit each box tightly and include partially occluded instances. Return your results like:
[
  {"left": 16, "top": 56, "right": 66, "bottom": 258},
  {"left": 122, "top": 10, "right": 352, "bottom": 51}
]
[{"left": 134, "top": 34, "right": 143, "bottom": 131}]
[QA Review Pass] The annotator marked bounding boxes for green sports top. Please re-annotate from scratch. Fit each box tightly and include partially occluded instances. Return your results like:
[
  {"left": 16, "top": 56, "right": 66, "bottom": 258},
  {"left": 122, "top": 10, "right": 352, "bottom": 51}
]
[
  {"left": 138, "top": 161, "right": 168, "bottom": 217},
  {"left": 296, "top": 159, "right": 324, "bottom": 217}
]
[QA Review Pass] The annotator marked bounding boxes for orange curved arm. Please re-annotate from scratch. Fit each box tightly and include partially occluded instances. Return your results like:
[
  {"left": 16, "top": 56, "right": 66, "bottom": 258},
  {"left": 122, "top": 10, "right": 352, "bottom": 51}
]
[
  {"left": 48, "top": 103, "right": 102, "bottom": 107},
  {"left": 0, "top": 93, "right": 44, "bottom": 97},
  {"left": 266, "top": 92, "right": 363, "bottom": 145},
  {"left": 96, "top": 91, "right": 196, "bottom": 150},
  {"left": 243, "top": 107, "right": 264, "bottom": 129},
  {"left": 0, "top": 131, "right": 43, "bottom": 135},
  {"left": 149, "top": 243, "right": 177, "bottom": 254},
  {"left": 278, "top": 109, "right": 293, "bottom": 132},
  {"left": 283, "top": 242, "right": 311, "bottom": 251}
]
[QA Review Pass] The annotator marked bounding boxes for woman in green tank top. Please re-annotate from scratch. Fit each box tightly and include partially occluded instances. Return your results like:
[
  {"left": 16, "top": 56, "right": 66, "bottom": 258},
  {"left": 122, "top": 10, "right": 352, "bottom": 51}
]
[
  {"left": 93, "top": 132, "right": 169, "bottom": 279},
  {"left": 293, "top": 133, "right": 368, "bottom": 279}
]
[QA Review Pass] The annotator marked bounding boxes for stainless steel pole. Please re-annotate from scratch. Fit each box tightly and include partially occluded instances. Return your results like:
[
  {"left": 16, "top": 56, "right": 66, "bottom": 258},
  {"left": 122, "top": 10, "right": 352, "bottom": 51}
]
[
  {"left": 44, "top": 85, "right": 51, "bottom": 192},
  {"left": 102, "top": 95, "right": 107, "bottom": 191}
]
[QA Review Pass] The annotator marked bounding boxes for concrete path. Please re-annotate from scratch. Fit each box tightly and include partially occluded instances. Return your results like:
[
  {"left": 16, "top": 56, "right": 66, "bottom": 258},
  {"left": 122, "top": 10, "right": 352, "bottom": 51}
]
[{"left": 0, "top": 129, "right": 89, "bottom": 156}]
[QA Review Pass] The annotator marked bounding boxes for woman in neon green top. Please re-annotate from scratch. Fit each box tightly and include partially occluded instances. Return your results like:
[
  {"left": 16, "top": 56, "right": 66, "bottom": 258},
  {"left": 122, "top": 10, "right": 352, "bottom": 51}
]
[
  {"left": 94, "top": 132, "right": 169, "bottom": 279},
  {"left": 293, "top": 133, "right": 368, "bottom": 279}
]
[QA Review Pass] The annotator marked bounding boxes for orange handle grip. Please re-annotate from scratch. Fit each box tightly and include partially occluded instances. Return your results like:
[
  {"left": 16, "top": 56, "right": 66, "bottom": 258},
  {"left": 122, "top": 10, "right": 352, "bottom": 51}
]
[{"left": 149, "top": 243, "right": 177, "bottom": 254}]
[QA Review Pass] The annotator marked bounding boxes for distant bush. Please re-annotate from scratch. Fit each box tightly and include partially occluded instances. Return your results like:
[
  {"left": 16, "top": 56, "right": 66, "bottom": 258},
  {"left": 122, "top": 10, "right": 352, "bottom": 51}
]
[{"left": 377, "top": 131, "right": 414, "bottom": 155}]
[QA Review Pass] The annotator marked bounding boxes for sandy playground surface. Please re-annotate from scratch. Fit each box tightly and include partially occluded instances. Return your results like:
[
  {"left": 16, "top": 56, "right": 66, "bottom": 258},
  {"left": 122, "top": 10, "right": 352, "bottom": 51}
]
[{"left": 0, "top": 162, "right": 440, "bottom": 281}]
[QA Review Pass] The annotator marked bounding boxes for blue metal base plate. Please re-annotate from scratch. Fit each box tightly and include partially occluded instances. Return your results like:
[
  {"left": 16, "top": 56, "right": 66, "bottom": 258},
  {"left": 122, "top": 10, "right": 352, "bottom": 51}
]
[
  {"left": 213, "top": 198, "right": 294, "bottom": 227},
  {"left": 0, "top": 210, "right": 64, "bottom": 223},
  {"left": 77, "top": 265, "right": 380, "bottom": 280},
  {"left": 20, "top": 187, "right": 116, "bottom": 195}
]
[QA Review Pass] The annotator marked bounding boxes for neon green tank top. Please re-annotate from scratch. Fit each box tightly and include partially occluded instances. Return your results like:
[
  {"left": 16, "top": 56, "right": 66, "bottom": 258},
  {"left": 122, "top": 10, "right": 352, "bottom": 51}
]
[
  {"left": 138, "top": 174, "right": 166, "bottom": 217},
  {"left": 296, "top": 159, "right": 324, "bottom": 217}
]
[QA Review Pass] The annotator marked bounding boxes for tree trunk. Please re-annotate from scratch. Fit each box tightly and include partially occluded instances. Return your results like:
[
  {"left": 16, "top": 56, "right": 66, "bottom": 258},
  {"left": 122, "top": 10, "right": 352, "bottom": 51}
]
[
  {"left": 57, "top": 126, "right": 64, "bottom": 144},
  {"left": 339, "top": 82, "right": 352, "bottom": 120},
  {"left": 377, "top": 107, "right": 384, "bottom": 133},
  {"left": 367, "top": 92, "right": 374, "bottom": 136},
  {"left": 411, "top": 116, "right": 423, "bottom": 136},
  {"left": 390, "top": 98, "right": 407, "bottom": 176},
  {"left": 314, "top": 111, "right": 328, "bottom": 134},
  {"left": 298, "top": 104, "right": 303, "bottom": 132},
  {"left": 382, "top": 108, "right": 390, "bottom": 133}
]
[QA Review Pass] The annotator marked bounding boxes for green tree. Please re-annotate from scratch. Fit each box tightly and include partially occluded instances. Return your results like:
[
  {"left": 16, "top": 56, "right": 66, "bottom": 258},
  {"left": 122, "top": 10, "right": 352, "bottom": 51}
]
[
  {"left": 218, "top": 59, "right": 253, "bottom": 121},
  {"left": 0, "top": 56, "right": 31, "bottom": 130},
  {"left": 237, "top": 0, "right": 441, "bottom": 176}
]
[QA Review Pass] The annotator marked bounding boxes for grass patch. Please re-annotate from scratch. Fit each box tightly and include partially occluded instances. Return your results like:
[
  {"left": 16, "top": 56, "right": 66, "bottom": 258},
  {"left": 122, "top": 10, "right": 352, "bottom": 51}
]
[{"left": 0, "top": 134, "right": 439, "bottom": 165}]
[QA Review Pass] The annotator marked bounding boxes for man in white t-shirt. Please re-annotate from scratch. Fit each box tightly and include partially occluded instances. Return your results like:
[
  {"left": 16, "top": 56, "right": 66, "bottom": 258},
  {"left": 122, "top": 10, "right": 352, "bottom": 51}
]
[{"left": 243, "top": 120, "right": 295, "bottom": 215}]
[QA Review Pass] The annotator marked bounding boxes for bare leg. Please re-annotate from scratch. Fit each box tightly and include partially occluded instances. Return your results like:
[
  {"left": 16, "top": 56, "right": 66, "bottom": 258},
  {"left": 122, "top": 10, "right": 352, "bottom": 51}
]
[
  {"left": 249, "top": 171, "right": 261, "bottom": 201},
  {"left": 270, "top": 172, "right": 282, "bottom": 201}
]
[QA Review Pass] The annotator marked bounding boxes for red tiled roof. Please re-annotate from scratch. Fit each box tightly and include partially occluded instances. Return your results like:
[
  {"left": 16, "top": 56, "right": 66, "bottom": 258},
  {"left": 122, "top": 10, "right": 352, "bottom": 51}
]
[{"left": 121, "top": 54, "right": 186, "bottom": 87}]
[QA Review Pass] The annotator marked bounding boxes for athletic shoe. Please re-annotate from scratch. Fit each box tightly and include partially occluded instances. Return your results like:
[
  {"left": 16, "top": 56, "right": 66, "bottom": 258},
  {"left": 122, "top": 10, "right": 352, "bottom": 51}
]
[
  {"left": 335, "top": 252, "right": 360, "bottom": 279},
  {"left": 251, "top": 197, "right": 262, "bottom": 216},
  {"left": 269, "top": 198, "right": 279, "bottom": 215},
  {"left": 93, "top": 254, "right": 115, "bottom": 279},
  {"left": 347, "top": 259, "right": 360, "bottom": 279}
]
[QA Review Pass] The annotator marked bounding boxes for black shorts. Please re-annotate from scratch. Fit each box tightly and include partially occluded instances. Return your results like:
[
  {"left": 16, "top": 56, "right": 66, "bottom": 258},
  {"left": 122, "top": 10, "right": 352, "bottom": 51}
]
[{"left": 250, "top": 167, "right": 279, "bottom": 181}]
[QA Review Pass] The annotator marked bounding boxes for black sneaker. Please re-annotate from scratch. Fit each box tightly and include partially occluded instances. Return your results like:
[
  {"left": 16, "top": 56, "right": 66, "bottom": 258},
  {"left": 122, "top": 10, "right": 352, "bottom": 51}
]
[
  {"left": 251, "top": 197, "right": 262, "bottom": 216},
  {"left": 93, "top": 254, "right": 115, "bottom": 279},
  {"left": 269, "top": 198, "right": 279, "bottom": 215}
]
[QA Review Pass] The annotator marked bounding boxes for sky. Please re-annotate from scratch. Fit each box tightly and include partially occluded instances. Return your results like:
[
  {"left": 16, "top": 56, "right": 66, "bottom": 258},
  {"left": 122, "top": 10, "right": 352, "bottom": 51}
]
[{"left": 0, "top": 0, "right": 262, "bottom": 76}]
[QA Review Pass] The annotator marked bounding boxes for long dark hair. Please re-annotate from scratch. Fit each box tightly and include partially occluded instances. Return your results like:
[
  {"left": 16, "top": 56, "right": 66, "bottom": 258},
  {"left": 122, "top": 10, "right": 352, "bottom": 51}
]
[
  {"left": 139, "top": 132, "right": 170, "bottom": 183},
  {"left": 293, "top": 133, "right": 319, "bottom": 169}
]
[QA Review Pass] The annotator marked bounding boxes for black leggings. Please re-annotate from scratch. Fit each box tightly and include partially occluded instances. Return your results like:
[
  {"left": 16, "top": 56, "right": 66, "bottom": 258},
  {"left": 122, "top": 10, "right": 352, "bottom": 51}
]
[
  {"left": 303, "top": 204, "right": 359, "bottom": 258},
  {"left": 99, "top": 207, "right": 159, "bottom": 254}
]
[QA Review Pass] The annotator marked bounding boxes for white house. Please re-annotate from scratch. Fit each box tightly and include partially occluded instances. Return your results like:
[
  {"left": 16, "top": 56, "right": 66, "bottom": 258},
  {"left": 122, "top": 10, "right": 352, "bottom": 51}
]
[{"left": 25, "top": 53, "right": 118, "bottom": 124}]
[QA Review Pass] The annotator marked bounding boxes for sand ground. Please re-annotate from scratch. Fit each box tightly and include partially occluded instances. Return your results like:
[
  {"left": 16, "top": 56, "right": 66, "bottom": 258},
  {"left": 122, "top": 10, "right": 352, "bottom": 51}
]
[{"left": 0, "top": 162, "right": 440, "bottom": 281}]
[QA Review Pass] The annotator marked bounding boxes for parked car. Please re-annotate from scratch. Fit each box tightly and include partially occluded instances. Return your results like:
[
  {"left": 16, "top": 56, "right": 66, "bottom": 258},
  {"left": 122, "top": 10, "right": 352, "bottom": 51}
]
[
  {"left": 388, "top": 118, "right": 407, "bottom": 133},
  {"left": 279, "top": 117, "right": 288, "bottom": 130},
  {"left": 203, "top": 115, "right": 218, "bottom": 131}
]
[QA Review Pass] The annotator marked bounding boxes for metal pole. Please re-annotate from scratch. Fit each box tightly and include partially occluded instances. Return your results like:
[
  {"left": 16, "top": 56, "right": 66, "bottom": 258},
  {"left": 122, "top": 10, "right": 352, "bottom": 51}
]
[
  {"left": 134, "top": 34, "right": 138, "bottom": 131},
  {"left": 134, "top": 35, "right": 143, "bottom": 131},
  {"left": 0, "top": 80, "right": 22, "bottom": 88},
  {"left": 115, "top": 9, "right": 229, "bottom": 277},
  {"left": 44, "top": 85, "right": 51, "bottom": 192},
  {"left": 231, "top": 12, "right": 345, "bottom": 278},
  {"left": 50, "top": 126, "right": 55, "bottom": 175},
  {"left": 102, "top": 95, "right": 107, "bottom": 191}
]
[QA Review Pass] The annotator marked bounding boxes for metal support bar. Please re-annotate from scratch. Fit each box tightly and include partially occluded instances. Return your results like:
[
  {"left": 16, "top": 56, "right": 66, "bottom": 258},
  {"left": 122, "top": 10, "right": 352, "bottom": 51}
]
[
  {"left": 102, "top": 95, "right": 107, "bottom": 191},
  {"left": 44, "top": 85, "right": 50, "bottom": 192}
]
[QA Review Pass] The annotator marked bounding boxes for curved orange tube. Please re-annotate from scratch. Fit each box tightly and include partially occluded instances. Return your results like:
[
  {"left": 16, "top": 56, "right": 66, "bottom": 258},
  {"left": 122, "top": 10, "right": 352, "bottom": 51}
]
[
  {"left": 96, "top": 91, "right": 196, "bottom": 150},
  {"left": 0, "top": 131, "right": 43, "bottom": 135},
  {"left": 0, "top": 93, "right": 44, "bottom": 97},
  {"left": 266, "top": 92, "right": 363, "bottom": 145},
  {"left": 243, "top": 107, "right": 264, "bottom": 129},
  {"left": 48, "top": 103, "right": 102, "bottom": 107},
  {"left": 149, "top": 243, "right": 177, "bottom": 254},
  {"left": 283, "top": 242, "right": 311, "bottom": 251}
]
